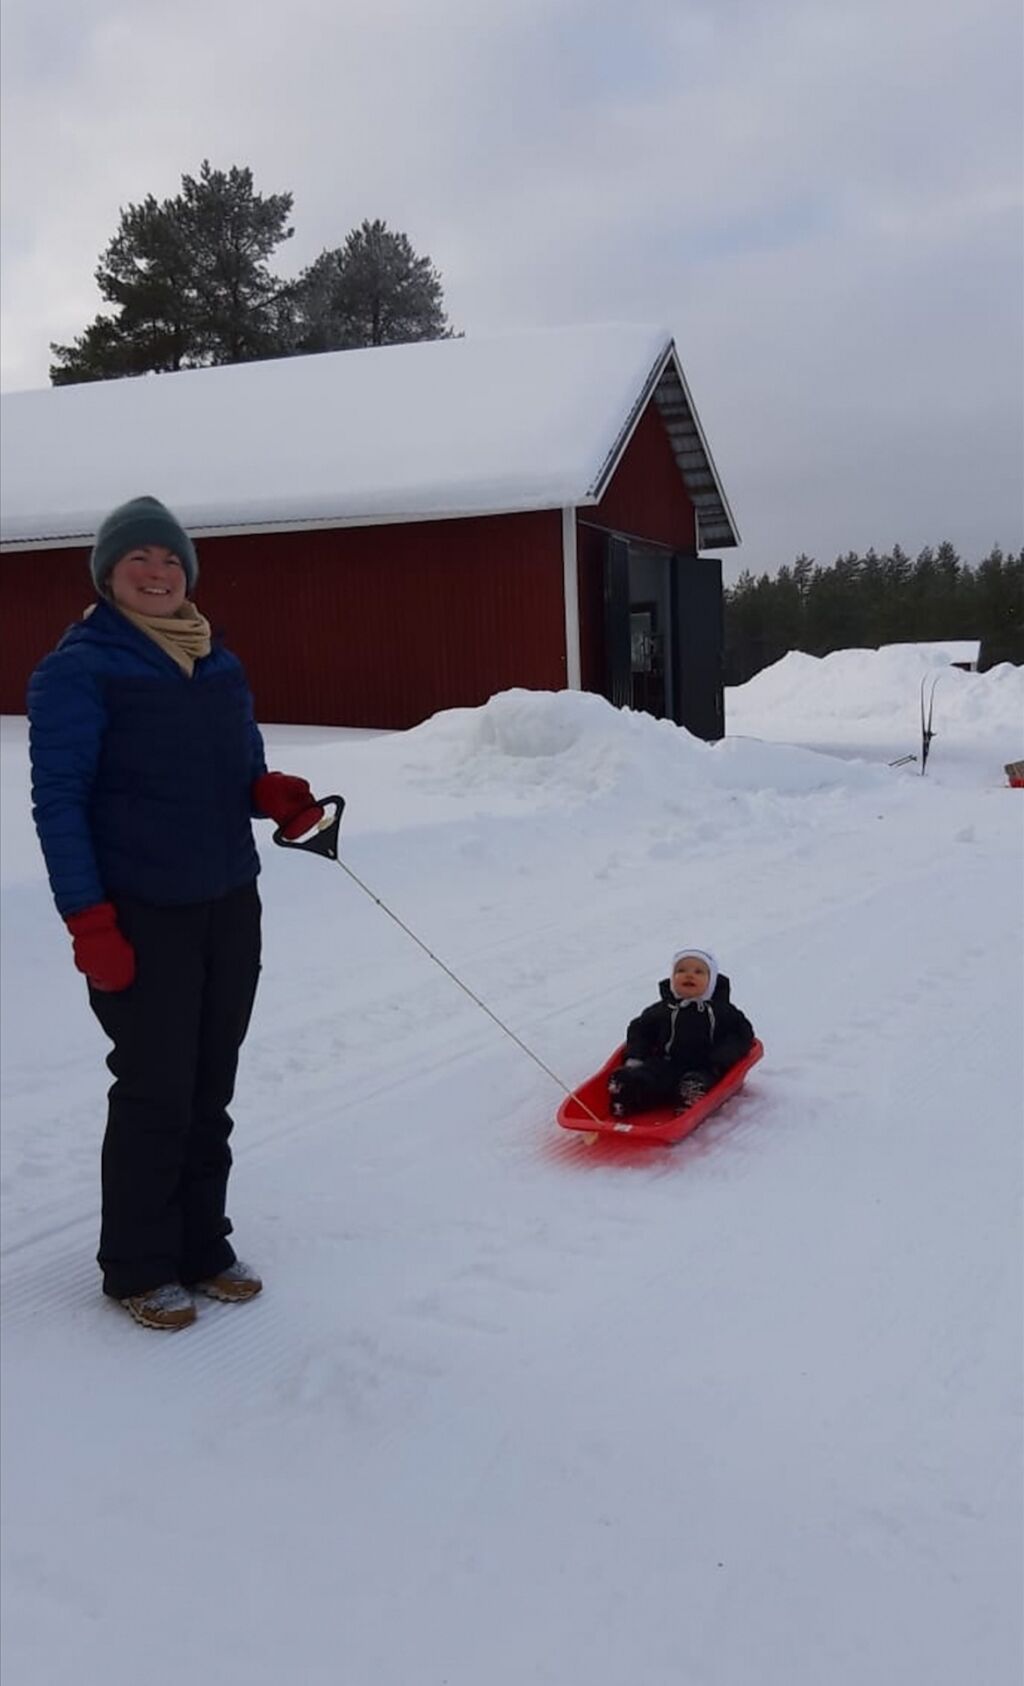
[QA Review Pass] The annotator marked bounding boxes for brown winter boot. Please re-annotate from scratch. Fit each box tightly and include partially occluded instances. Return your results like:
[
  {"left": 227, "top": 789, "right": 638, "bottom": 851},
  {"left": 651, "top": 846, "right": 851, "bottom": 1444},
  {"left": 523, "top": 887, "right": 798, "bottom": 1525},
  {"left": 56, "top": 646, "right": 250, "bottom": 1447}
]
[
  {"left": 120, "top": 1283, "right": 197, "bottom": 1331},
  {"left": 195, "top": 1261, "right": 263, "bottom": 1303}
]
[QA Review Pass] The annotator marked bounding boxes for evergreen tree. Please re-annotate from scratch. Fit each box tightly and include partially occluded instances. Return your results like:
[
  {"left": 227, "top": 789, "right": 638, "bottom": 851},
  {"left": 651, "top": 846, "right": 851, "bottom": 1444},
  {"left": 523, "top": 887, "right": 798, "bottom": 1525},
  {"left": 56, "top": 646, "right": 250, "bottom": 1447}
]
[
  {"left": 178, "top": 162, "right": 295, "bottom": 364},
  {"left": 724, "top": 543, "right": 1023, "bottom": 685},
  {"left": 50, "top": 162, "right": 294, "bottom": 384},
  {"left": 974, "top": 546, "right": 1024, "bottom": 666},
  {"left": 51, "top": 193, "right": 196, "bottom": 382},
  {"left": 49, "top": 313, "right": 148, "bottom": 386},
  {"left": 291, "top": 218, "right": 453, "bottom": 352},
  {"left": 792, "top": 553, "right": 814, "bottom": 599}
]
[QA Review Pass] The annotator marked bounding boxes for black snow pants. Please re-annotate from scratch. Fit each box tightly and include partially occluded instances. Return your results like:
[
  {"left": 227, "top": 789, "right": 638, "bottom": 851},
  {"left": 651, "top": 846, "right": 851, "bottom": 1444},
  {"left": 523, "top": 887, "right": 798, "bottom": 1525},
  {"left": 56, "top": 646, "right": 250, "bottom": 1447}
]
[
  {"left": 88, "top": 881, "right": 262, "bottom": 1299},
  {"left": 608, "top": 1058, "right": 705, "bottom": 1117}
]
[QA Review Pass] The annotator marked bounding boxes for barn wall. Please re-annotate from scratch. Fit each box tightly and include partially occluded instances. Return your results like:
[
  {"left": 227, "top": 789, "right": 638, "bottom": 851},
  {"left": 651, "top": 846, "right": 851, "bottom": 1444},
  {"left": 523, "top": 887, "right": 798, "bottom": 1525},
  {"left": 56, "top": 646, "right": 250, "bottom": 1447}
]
[
  {"left": 0, "top": 546, "right": 91, "bottom": 712},
  {"left": 588, "top": 401, "right": 697, "bottom": 551},
  {"left": 576, "top": 397, "right": 698, "bottom": 695},
  {"left": 0, "top": 510, "right": 566, "bottom": 727}
]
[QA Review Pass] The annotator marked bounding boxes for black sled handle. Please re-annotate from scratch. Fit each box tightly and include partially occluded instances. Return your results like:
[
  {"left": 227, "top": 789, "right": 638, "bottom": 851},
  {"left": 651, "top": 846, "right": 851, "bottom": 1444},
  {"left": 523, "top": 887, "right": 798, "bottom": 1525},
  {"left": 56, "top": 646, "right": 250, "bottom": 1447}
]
[{"left": 271, "top": 794, "right": 345, "bottom": 861}]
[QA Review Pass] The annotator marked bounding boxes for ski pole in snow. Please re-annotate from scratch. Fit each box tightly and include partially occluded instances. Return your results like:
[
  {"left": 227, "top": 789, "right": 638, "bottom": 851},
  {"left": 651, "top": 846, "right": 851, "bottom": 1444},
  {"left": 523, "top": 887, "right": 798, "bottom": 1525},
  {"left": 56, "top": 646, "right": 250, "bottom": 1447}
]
[
  {"left": 920, "top": 676, "right": 939, "bottom": 774},
  {"left": 272, "top": 797, "right": 604, "bottom": 1124}
]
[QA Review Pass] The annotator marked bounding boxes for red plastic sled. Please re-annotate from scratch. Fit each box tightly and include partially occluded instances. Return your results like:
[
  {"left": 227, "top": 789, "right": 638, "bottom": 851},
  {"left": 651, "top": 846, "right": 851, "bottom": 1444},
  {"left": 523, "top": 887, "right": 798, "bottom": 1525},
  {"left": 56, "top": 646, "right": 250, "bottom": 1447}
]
[{"left": 557, "top": 1040, "right": 764, "bottom": 1145}]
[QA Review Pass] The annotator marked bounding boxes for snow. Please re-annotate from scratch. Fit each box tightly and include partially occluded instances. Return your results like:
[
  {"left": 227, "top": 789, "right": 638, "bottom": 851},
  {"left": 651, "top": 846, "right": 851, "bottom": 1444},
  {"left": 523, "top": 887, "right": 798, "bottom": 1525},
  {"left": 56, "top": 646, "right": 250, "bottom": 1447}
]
[
  {"left": 881, "top": 639, "right": 981, "bottom": 667},
  {"left": 2, "top": 650, "right": 1022, "bottom": 1686},
  {"left": 727, "top": 646, "right": 1024, "bottom": 787},
  {"left": 0, "top": 324, "right": 675, "bottom": 543}
]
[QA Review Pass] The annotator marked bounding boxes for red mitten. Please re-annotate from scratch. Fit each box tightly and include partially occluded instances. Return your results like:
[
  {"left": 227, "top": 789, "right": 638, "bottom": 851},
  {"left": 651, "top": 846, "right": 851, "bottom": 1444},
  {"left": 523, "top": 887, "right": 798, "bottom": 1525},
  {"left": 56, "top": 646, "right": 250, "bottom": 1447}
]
[
  {"left": 65, "top": 902, "right": 136, "bottom": 992},
  {"left": 252, "top": 771, "right": 324, "bottom": 840}
]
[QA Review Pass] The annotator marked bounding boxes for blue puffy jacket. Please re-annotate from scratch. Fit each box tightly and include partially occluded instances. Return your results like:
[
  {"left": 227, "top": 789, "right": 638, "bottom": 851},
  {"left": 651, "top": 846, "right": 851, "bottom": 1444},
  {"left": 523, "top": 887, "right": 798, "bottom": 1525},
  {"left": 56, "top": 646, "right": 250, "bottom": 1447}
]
[{"left": 28, "top": 600, "right": 267, "bottom": 916}]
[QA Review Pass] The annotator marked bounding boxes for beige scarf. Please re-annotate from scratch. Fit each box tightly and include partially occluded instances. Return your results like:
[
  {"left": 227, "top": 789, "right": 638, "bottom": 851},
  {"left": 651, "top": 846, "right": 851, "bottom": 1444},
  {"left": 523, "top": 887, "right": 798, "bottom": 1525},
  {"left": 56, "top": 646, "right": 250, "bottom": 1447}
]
[{"left": 106, "top": 600, "right": 213, "bottom": 677}]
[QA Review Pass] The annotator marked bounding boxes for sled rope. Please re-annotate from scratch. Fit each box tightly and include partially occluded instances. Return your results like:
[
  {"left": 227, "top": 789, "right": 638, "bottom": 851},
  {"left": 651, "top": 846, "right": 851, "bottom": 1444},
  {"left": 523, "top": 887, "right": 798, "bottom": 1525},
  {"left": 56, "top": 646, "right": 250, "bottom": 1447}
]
[{"left": 334, "top": 856, "right": 605, "bottom": 1124}]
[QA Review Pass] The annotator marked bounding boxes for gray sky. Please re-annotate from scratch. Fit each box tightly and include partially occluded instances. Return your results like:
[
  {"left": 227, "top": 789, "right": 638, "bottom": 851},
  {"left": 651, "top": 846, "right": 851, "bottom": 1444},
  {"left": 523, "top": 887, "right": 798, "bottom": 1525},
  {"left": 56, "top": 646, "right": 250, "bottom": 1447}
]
[{"left": 2, "top": 0, "right": 1021, "bottom": 580}]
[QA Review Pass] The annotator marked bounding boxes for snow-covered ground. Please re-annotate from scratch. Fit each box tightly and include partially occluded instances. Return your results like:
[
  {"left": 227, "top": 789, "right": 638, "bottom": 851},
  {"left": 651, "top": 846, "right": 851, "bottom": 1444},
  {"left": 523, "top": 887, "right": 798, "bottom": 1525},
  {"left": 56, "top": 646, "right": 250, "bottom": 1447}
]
[
  {"left": 727, "top": 645, "right": 1024, "bottom": 789},
  {"left": 2, "top": 650, "right": 1022, "bottom": 1686}
]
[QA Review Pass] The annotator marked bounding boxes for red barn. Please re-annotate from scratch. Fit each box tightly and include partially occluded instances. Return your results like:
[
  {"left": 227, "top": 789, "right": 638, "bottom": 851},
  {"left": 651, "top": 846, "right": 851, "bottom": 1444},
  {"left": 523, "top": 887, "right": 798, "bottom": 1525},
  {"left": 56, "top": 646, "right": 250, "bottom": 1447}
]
[{"left": 0, "top": 324, "right": 739, "bottom": 735}]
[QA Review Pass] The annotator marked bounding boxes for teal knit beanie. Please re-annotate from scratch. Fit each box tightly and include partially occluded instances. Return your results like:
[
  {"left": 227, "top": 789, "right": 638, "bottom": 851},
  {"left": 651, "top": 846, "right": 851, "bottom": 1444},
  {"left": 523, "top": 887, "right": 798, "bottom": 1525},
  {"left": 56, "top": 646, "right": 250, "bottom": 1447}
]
[{"left": 90, "top": 496, "right": 199, "bottom": 594}]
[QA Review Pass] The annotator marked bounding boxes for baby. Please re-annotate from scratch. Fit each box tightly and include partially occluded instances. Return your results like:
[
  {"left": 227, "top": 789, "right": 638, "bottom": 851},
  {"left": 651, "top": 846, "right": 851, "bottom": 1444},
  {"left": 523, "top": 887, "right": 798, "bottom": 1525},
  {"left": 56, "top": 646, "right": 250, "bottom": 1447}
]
[{"left": 608, "top": 948, "right": 755, "bottom": 1118}]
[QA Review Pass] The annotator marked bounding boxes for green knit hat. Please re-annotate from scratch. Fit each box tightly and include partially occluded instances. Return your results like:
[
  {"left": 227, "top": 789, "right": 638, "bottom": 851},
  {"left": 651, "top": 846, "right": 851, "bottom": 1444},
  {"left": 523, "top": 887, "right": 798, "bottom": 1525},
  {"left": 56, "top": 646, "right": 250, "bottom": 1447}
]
[{"left": 90, "top": 496, "right": 199, "bottom": 594}]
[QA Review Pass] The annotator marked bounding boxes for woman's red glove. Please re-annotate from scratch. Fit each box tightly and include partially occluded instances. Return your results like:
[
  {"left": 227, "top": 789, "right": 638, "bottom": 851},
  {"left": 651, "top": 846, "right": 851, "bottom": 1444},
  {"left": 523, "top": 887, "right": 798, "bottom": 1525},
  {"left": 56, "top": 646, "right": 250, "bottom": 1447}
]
[
  {"left": 65, "top": 902, "right": 136, "bottom": 992},
  {"left": 252, "top": 771, "right": 324, "bottom": 840}
]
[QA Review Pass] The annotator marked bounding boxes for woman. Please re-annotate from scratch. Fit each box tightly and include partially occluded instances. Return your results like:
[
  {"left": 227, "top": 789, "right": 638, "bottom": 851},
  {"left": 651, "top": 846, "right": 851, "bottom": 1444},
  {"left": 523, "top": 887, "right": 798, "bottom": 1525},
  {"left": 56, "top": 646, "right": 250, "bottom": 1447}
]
[{"left": 28, "top": 495, "right": 321, "bottom": 1330}]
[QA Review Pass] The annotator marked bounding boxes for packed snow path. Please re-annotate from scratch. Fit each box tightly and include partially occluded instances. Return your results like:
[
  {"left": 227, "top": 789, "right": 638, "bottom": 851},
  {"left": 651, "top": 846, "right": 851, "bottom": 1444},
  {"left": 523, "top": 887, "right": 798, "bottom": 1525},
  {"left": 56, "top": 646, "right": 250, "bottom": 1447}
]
[{"left": 2, "top": 661, "right": 1022, "bottom": 1685}]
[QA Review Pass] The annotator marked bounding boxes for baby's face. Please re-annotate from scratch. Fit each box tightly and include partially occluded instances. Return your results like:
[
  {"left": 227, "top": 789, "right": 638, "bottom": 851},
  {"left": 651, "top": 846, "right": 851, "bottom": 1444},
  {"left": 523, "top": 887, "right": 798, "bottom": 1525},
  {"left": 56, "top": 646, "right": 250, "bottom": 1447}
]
[{"left": 673, "top": 957, "right": 710, "bottom": 997}]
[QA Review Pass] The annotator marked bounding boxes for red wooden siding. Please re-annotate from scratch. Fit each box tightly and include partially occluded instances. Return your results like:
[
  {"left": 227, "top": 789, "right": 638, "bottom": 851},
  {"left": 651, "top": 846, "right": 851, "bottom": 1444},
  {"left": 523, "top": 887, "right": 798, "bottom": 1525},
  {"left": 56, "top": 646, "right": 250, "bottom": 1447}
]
[
  {"left": 1, "top": 509, "right": 565, "bottom": 728},
  {"left": 588, "top": 401, "right": 697, "bottom": 551},
  {"left": 576, "top": 397, "right": 698, "bottom": 694},
  {"left": 0, "top": 546, "right": 91, "bottom": 711}
]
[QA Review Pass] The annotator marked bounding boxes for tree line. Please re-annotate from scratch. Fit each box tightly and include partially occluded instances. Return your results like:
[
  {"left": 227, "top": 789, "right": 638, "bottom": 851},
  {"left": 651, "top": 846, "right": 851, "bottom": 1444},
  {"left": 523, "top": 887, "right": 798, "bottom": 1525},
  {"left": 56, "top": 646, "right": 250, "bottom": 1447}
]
[
  {"left": 51, "top": 161, "right": 453, "bottom": 384},
  {"left": 724, "top": 543, "right": 1023, "bottom": 684}
]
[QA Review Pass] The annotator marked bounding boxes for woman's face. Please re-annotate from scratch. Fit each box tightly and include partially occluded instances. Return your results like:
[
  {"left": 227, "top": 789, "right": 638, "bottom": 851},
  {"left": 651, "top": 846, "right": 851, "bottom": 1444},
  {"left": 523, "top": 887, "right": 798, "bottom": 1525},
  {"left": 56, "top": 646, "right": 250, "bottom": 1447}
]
[{"left": 108, "top": 545, "right": 187, "bottom": 617}]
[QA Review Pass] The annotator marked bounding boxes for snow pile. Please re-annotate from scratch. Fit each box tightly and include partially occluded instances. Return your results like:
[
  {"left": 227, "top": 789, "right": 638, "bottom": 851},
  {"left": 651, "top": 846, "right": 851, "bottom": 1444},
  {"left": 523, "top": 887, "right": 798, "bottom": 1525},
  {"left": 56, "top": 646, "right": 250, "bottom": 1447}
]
[
  {"left": 727, "top": 647, "right": 1023, "bottom": 783},
  {"left": 384, "top": 687, "right": 889, "bottom": 808}
]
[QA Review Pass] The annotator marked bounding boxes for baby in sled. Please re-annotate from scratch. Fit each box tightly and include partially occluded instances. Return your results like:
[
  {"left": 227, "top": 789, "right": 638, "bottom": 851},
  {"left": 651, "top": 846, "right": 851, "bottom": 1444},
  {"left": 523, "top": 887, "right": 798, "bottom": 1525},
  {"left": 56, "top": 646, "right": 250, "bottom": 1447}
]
[{"left": 608, "top": 948, "right": 755, "bottom": 1119}]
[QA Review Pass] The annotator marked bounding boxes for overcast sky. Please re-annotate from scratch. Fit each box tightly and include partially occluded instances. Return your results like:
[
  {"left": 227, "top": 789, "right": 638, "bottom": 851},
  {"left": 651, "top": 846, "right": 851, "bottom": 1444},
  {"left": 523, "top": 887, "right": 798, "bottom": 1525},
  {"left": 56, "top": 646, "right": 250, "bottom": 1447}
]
[{"left": 2, "top": 0, "right": 1021, "bottom": 579}]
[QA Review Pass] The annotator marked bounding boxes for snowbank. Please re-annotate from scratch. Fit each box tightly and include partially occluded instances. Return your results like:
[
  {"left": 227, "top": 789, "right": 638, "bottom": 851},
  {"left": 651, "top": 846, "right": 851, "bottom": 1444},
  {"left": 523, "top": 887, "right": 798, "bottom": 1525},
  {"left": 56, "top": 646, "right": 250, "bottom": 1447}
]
[
  {"left": 727, "top": 648, "right": 1023, "bottom": 784},
  {"left": 382, "top": 687, "right": 891, "bottom": 804}
]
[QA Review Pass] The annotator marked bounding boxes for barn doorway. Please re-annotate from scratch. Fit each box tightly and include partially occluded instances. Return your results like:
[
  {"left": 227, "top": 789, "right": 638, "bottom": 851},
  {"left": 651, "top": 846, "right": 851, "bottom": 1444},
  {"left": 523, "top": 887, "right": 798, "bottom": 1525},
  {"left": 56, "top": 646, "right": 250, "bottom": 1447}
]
[{"left": 602, "top": 533, "right": 723, "bottom": 740}]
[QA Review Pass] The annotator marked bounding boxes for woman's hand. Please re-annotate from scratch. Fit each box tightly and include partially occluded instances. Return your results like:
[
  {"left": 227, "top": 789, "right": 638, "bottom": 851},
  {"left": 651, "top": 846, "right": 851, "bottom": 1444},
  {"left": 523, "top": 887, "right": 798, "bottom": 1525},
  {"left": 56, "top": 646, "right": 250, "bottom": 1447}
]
[
  {"left": 65, "top": 903, "right": 136, "bottom": 992},
  {"left": 252, "top": 771, "right": 324, "bottom": 840}
]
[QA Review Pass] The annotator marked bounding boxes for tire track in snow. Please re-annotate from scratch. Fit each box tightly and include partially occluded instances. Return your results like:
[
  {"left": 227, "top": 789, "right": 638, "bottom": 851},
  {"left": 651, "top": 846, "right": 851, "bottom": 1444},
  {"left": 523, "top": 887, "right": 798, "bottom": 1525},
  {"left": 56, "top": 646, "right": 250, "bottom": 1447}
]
[{"left": 3, "top": 808, "right": 1015, "bottom": 1331}]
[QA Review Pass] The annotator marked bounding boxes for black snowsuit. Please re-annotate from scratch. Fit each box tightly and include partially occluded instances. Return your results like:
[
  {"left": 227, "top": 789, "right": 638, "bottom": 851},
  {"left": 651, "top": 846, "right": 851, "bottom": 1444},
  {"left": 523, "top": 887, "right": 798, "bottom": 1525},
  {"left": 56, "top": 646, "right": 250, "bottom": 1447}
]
[{"left": 610, "top": 975, "right": 755, "bottom": 1116}]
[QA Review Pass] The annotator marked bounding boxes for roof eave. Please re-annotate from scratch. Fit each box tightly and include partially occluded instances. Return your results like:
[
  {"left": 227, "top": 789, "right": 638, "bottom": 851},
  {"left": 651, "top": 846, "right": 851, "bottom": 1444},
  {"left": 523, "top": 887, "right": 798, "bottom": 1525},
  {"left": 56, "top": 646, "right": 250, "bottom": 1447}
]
[
  {"left": 587, "top": 341, "right": 740, "bottom": 551},
  {"left": 0, "top": 496, "right": 577, "bottom": 552}
]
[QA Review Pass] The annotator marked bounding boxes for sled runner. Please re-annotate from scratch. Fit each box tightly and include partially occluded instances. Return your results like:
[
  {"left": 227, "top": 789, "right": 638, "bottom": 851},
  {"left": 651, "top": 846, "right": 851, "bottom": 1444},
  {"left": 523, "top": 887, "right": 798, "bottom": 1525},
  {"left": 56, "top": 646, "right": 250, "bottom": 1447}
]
[{"left": 557, "top": 1040, "right": 764, "bottom": 1146}]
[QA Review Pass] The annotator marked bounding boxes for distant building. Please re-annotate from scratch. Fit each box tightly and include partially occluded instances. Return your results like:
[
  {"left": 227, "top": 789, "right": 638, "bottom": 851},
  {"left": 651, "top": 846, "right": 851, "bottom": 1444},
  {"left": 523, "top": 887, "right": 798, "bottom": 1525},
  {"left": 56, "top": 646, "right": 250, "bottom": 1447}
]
[
  {"left": 0, "top": 325, "right": 739, "bottom": 736},
  {"left": 881, "top": 641, "right": 982, "bottom": 672}
]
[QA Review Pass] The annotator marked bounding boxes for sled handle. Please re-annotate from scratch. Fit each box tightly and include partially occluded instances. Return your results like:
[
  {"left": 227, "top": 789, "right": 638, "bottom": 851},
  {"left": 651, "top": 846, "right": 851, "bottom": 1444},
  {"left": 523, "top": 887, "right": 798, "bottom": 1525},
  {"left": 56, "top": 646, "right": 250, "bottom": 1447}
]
[{"left": 271, "top": 794, "right": 345, "bottom": 860}]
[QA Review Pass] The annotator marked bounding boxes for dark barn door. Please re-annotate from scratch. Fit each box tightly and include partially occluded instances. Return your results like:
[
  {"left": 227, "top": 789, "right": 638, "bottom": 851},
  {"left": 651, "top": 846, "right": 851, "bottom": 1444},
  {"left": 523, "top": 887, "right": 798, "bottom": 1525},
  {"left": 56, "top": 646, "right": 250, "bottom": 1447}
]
[
  {"left": 603, "top": 534, "right": 632, "bottom": 708},
  {"left": 672, "top": 554, "right": 725, "bottom": 741}
]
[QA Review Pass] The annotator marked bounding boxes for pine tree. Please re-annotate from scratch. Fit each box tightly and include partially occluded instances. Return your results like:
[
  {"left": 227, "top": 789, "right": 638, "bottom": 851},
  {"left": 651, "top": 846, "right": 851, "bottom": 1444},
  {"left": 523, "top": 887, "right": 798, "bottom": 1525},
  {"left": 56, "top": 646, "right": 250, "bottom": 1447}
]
[
  {"left": 179, "top": 163, "right": 294, "bottom": 364},
  {"left": 974, "top": 546, "right": 1024, "bottom": 666},
  {"left": 51, "top": 194, "right": 196, "bottom": 382},
  {"left": 291, "top": 219, "right": 453, "bottom": 352},
  {"left": 724, "top": 543, "right": 1023, "bottom": 684},
  {"left": 50, "top": 162, "right": 294, "bottom": 384}
]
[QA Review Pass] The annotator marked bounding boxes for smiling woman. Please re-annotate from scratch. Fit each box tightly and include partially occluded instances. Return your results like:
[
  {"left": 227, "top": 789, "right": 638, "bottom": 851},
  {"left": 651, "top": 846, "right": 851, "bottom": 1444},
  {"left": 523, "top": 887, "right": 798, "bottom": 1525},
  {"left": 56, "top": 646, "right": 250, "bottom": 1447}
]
[{"left": 25, "top": 494, "right": 326, "bottom": 1332}]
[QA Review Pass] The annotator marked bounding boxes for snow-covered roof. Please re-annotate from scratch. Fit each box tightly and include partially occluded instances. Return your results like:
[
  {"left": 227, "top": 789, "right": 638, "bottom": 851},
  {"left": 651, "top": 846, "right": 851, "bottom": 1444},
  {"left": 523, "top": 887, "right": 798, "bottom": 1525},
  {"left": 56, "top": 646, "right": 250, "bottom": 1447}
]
[
  {"left": 880, "top": 640, "right": 981, "bottom": 665},
  {"left": 0, "top": 324, "right": 739, "bottom": 552}
]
